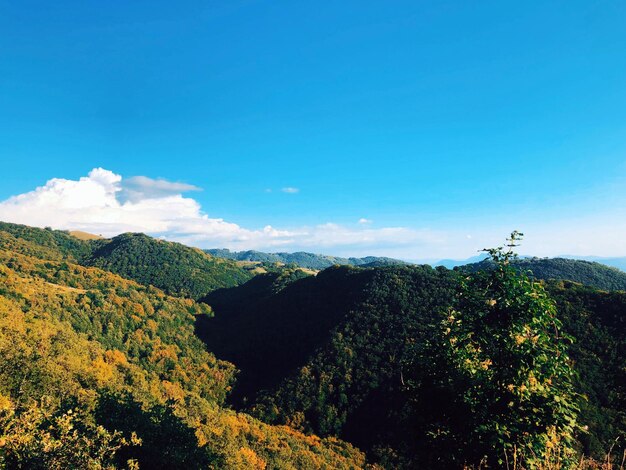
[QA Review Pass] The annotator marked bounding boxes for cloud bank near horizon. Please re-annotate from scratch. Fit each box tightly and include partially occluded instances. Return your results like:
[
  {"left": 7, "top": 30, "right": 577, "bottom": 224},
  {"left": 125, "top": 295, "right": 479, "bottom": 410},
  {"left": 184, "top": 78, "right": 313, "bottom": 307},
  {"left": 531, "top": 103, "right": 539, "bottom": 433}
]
[
  {"left": 0, "top": 168, "right": 446, "bottom": 257},
  {"left": 1, "top": 168, "right": 624, "bottom": 260}
]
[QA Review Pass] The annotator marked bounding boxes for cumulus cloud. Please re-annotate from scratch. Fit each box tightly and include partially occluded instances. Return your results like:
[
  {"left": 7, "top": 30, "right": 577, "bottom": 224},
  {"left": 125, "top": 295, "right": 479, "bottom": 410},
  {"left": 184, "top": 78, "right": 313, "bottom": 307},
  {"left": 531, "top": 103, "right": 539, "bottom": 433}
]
[
  {"left": 0, "top": 168, "right": 444, "bottom": 256},
  {"left": 358, "top": 218, "right": 373, "bottom": 225},
  {"left": 5, "top": 168, "right": 620, "bottom": 260},
  {"left": 281, "top": 187, "right": 299, "bottom": 194}
]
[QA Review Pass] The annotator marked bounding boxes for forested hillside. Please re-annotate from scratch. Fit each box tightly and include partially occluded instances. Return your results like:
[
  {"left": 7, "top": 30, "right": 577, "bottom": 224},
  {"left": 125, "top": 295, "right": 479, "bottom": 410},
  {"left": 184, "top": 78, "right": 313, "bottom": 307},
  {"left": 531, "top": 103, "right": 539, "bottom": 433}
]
[
  {"left": 545, "top": 281, "right": 626, "bottom": 457},
  {"left": 87, "top": 233, "right": 253, "bottom": 299},
  {"left": 462, "top": 256, "right": 626, "bottom": 291},
  {"left": 0, "top": 222, "right": 253, "bottom": 299},
  {"left": 0, "top": 221, "right": 93, "bottom": 261},
  {"left": 0, "top": 225, "right": 365, "bottom": 468},
  {"left": 1, "top": 222, "right": 624, "bottom": 469},
  {"left": 197, "top": 265, "right": 454, "bottom": 407},
  {"left": 199, "top": 261, "right": 625, "bottom": 467},
  {"left": 206, "top": 248, "right": 408, "bottom": 270}
]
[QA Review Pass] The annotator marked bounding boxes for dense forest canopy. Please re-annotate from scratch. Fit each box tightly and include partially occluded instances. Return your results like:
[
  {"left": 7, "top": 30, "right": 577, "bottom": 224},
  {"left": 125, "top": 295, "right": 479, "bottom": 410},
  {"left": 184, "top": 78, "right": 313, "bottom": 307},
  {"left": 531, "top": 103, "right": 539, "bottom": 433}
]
[
  {"left": 0, "top": 222, "right": 254, "bottom": 299},
  {"left": 0, "top": 224, "right": 365, "bottom": 468},
  {"left": 0, "top": 222, "right": 623, "bottom": 469},
  {"left": 461, "top": 256, "right": 626, "bottom": 291},
  {"left": 87, "top": 233, "right": 253, "bottom": 299}
]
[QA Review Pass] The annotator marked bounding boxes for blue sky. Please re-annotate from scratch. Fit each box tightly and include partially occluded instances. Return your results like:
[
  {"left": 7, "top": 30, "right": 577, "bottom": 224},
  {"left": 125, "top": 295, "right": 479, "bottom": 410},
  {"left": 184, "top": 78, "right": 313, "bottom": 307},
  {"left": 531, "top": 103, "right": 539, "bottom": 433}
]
[{"left": 1, "top": 1, "right": 625, "bottom": 260}]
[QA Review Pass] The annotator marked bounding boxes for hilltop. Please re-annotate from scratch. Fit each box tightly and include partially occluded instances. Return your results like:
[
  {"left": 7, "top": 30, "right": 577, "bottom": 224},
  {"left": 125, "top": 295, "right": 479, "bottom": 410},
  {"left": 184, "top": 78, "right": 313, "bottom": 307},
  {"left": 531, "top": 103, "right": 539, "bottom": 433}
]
[
  {"left": 461, "top": 256, "right": 626, "bottom": 291},
  {"left": 0, "top": 222, "right": 253, "bottom": 299},
  {"left": 69, "top": 230, "right": 104, "bottom": 240},
  {"left": 86, "top": 233, "right": 253, "bottom": 299}
]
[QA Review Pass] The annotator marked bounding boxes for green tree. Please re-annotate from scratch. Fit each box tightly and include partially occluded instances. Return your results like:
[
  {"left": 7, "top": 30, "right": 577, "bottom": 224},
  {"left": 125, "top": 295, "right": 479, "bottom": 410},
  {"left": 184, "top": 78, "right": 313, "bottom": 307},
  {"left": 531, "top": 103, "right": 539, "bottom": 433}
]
[{"left": 411, "top": 232, "right": 581, "bottom": 468}]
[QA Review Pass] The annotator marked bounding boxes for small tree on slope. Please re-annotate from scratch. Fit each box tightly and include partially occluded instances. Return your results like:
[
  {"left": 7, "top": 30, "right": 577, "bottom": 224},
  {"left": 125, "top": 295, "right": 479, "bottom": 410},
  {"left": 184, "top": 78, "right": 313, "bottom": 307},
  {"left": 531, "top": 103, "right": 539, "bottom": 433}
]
[{"left": 410, "top": 232, "right": 581, "bottom": 468}]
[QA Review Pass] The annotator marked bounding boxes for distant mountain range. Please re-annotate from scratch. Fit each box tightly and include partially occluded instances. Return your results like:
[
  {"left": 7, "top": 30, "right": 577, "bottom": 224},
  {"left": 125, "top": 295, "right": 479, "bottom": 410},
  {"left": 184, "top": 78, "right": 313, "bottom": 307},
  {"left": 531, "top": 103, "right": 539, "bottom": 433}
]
[
  {"left": 431, "top": 253, "right": 490, "bottom": 268},
  {"left": 205, "top": 248, "right": 409, "bottom": 270},
  {"left": 206, "top": 248, "right": 626, "bottom": 291}
]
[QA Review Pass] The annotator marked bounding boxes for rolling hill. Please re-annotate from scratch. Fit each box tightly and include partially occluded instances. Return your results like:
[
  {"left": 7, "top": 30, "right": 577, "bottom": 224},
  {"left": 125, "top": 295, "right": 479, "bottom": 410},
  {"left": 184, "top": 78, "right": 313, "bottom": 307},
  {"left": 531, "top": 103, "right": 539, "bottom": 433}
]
[
  {"left": 0, "top": 223, "right": 365, "bottom": 469},
  {"left": 197, "top": 263, "right": 625, "bottom": 467},
  {"left": 0, "top": 222, "right": 254, "bottom": 299},
  {"left": 86, "top": 233, "right": 254, "bottom": 299},
  {"left": 461, "top": 256, "right": 626, "bottom": 291}
]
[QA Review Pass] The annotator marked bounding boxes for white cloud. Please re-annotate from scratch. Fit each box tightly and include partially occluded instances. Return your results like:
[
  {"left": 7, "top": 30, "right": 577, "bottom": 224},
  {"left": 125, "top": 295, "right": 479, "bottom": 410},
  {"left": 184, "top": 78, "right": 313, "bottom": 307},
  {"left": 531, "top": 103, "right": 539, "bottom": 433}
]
[
  {"left": 281, "top": 187, "right": 299, "bottom": 194},
  {"left": 358, "top": 218, "right": 373, "bottom": 225},
  {"left": 2, "top": 168, "right": 624, "bottom": 261},
  {"left": 0, "top": 168, "right": 443, "bottom": 256}
]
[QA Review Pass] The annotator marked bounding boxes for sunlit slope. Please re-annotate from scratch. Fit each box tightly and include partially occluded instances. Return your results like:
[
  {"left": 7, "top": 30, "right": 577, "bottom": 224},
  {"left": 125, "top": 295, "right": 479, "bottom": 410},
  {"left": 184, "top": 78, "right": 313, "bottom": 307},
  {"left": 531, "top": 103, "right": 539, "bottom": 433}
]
[
  {"left": 87, "top": 233, "right": 253, "bottom": 299},
  {"left": 0, "top": 235, "right": 366, "bottom": 469},
  {"left": 0, "top": 222, "right": 254, "bottom": 299}
]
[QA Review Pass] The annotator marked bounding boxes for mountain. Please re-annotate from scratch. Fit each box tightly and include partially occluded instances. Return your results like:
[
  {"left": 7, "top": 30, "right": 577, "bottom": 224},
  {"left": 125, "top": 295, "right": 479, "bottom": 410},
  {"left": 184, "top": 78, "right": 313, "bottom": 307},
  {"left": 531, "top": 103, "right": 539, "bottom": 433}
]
[
  {"left": 197, "top": 263, "right": 625, "bottom": 467},
  {"left": 86, "top": 233, "right": 253, "bottom": 299},
  {"left": 461, "top": 256, "right": 626, "bottom": 291},
  {"left": 436, "top": 251, "right": 626, "bottom": 275},
  {"left": 205, "top": 248, "right": 409, "bottom": 270},
  {"left": 2, "top": 222, "right": 624, "bottom": 468},
  {"left": 432, "top": 253, "right": 490, "bottom": 268},
  {"left": 0, "top": 222, "right": 254, "bottom": 299},
  {"left": 0, "top": 223, "right": 365, "bottom": 468}
]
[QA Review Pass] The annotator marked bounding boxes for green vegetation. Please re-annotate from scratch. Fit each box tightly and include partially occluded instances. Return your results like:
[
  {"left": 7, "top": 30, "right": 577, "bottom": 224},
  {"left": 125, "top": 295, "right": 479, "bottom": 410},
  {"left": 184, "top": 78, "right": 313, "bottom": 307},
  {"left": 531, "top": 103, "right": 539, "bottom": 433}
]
[
  {"left": 87, "top": 233, "right": 253, "bottom": 299},
  {"left": 0, "top": 226, "right": 365, "bottom": 469},
  {"left": 0, "top": 221, "right": 93, "bottom": 261},
  {"left": 1, "top": 222, "right": 624, "bottom": 469},
  {"left": 545, "top": 281, "right": 626, "bottom": 459},
  {"left": 462, "top": 256, "right": 626, "bottom": 291},
  {"left": 199, "top": 264, "right": 459, "bottom": 463},
  {"left": 409, "top": 232, "right": 580, "bottom": 468}
]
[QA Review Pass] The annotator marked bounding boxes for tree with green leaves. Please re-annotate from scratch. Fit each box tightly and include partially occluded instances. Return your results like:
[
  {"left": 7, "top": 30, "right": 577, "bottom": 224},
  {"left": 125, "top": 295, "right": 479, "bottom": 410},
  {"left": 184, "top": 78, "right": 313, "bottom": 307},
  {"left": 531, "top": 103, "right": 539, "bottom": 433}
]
[{"left": 411, "top": 232, "right": 581, "bottom": 468}]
